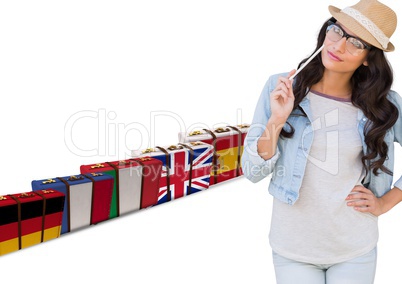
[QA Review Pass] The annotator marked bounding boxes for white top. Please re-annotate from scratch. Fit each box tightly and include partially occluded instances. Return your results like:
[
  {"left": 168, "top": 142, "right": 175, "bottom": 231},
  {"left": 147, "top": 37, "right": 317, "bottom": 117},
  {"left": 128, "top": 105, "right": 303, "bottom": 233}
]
[{"left": 269, "top": 91, "right": 378, "bottom": 264}]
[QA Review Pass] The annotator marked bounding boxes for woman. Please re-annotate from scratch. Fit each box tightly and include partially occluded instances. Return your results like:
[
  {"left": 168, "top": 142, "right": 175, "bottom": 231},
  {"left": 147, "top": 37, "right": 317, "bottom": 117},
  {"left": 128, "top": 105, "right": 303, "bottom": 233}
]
[{"left": 241, "top": 0, "right": 402, "bottom": 283}]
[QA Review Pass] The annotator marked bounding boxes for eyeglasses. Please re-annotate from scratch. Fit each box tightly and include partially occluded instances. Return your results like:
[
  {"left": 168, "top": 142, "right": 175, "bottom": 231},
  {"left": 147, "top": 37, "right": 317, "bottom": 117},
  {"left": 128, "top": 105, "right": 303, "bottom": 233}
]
[{"left": 326, "top": 21, "right": 371, "bottom": 56}]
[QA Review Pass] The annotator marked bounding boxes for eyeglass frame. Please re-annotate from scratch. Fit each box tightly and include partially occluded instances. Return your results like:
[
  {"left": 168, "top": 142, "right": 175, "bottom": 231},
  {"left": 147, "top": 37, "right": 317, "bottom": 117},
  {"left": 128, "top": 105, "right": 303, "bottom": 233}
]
[{"left": 326, "top": 21, "right": 372, "bottom": 52}]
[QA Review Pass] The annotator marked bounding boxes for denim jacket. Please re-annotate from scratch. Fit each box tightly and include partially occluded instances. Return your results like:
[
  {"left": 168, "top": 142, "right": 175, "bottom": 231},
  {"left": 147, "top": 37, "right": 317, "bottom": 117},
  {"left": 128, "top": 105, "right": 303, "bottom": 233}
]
[{"left": 241, "top": 73, "right": 402, "bottom": 205}]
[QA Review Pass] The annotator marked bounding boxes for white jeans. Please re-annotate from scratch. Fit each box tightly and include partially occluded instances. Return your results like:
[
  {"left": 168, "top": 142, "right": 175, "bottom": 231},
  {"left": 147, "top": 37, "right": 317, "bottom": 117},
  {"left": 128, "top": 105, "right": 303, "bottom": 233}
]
[{"left": 272, "top": 247, "right": 377, "bottom": 284}]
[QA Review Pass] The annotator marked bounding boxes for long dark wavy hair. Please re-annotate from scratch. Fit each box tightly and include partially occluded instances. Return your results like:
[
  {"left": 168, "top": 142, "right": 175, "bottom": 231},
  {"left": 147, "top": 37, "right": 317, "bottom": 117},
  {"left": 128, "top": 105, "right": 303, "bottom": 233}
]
[{"left": 282, "top": 17, "right": 399, "bottom": 176}]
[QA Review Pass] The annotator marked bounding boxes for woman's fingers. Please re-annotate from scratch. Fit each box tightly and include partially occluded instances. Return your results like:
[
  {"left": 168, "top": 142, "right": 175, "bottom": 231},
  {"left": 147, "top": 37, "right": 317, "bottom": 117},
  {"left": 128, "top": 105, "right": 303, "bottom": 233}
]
[
  {"left": 287, "top": 69, "right": 297, "bottom": 81},
  {"left": 271, "top": 90, "right": 289, "bottom": 104},
  {"left": 275, "top": 69, "right": 295, "bottom": 94},
  {"left": 275, "top": 82, "right": 290, "bottom": 96},
  {"left": 345, "top": 185, "right": 384, "bottom": 216},
  {"left": 269, "top": 71, "right": 296, "bottom": 121},
  {"left": 277, "top": 76, "right": 292, "bottom": 89},
  {"left": 350, "top": 186, "right": 371, "bottom": 193},
  {"left": 348, "top": 199, "right": 370, "bottom": 207},
  {"left": 346, "top": 186, "right": 374, "bottom": 201}
]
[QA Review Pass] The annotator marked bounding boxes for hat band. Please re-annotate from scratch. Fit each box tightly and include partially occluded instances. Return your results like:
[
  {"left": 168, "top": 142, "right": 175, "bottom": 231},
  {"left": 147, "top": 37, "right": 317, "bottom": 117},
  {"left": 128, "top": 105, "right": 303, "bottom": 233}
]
[{"left": 341, "top": 7, "right": 389, "bottom": 49}]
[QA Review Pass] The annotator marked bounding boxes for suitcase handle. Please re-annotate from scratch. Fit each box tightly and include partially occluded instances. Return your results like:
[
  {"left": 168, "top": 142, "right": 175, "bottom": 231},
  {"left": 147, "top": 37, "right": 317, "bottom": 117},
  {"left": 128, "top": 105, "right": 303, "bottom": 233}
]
[
  {"left": 189, "top": 130, "right": 203, "bottom": 136},
  {"left": 167, "top": 145, "right": 183, "bottom": 151},
  {"left": 236, "top": 124, "right": 250, "bottom": 129},
  {"left": 90, "top": 163, "right": 105, "bottom": 169},
  {"left": 117, "top": 160, "right": 131, "bottom": 165},
  {"left": 139, "top": 157, "right": 152, "bottom": 161},
  {"left": 68, "top": 175, "right": 85, "bottom": 181},
  {"left": 214, "top": 127, "right": 230, "bottom": 133},
  {"left": 18, "top": 193, "right": 35, "bottom": 198},
  {"left": 42, "top": 178, "right": 56, "bottom": 184}
]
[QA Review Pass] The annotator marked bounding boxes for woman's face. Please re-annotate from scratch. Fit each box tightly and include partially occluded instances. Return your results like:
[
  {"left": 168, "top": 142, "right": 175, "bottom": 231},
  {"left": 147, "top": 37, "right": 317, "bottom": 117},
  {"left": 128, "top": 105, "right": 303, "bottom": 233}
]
[{"left": 322, "top": 21, "right": 369, "bottom": 75}]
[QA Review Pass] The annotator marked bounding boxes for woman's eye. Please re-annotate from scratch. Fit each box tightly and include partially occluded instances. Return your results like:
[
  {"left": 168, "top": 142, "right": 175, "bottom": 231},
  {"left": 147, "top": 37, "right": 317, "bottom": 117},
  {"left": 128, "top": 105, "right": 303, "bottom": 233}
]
[
  {"left": 334, "top": 26, "right": 343, "bottom": 36},
  {"left": 350, "top": 39, "right": 365, "bottom": 49}
]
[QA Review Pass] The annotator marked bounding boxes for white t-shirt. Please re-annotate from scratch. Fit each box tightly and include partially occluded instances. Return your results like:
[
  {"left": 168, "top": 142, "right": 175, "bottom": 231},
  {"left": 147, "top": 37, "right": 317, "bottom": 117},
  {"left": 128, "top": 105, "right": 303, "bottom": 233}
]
[{"left": 269, "top": 90, "right": 378, "bottom": 264}]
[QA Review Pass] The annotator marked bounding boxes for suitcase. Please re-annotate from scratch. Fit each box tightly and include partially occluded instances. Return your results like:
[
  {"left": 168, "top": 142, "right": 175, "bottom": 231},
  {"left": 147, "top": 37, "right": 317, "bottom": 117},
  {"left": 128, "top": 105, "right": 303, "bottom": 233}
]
[
  {"left": 0, "top": 190, "right": 64, "bottom": 256},
  {"left": 178, "top": 124, "right": 250, "bottom": 185},
  {"left": 32, "top": 173, "right": 114, "bottom": 234},
  {"left": 80, "top": 157, "right": 162, "bottom": 215},
  {"left": 80, "top": 163, "right": 118, "bottom": 219},
  {"left": 128, "top": 157, "right": 163, "bottom": 209},
  {"left": 99, "top": 158, "right": 163, "bottom": 214},
  {"left": 132, "top": 141, "right": 214, "bottom": 204},
  {"left": 0, "top": 195, "right": 19, "bottom": 255}
]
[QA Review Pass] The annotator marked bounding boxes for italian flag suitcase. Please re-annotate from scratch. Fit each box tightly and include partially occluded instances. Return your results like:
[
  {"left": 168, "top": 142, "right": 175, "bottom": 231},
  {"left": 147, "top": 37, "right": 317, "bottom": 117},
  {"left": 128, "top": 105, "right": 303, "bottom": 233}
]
[{"left": 102, "top": 158, "right": 163, "bottom": 215}]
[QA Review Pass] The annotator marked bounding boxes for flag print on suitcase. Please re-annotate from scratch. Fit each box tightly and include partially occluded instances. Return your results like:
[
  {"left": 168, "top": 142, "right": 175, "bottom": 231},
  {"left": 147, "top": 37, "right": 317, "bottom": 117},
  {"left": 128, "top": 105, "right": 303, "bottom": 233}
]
[
  {"left": 178, "top": 124, "right": 249, "bottom": 185},
  {"left": 32, "top": 173, "right": 114, "bottom": 234},
  {"left": 80, "top": 157, "right": 162, "bottom": 215},
  {"left": 0, "top": 190, "right": 64, "bottom": 256},
  {"left": 79, "top": 163, "right": 118, "bottom": 219},
  {"left": 132, "top": 141, "right": 214, "bottom": 204},
  {"left": 128, "top": 157, "right": 163, "bottom": 209}
]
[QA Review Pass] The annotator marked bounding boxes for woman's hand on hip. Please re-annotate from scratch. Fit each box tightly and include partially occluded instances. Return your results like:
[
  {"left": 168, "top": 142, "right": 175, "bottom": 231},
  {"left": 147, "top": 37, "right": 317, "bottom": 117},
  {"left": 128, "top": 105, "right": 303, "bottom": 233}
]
[{"left": 346, "top": 186, "right": 385, "bottom": 216}]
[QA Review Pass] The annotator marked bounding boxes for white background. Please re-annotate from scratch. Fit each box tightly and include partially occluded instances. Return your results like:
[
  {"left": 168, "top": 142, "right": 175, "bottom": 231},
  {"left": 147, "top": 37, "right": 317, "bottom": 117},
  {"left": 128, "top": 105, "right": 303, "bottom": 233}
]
[{"left": 1, "top": 0, "right": 401, "bottom": 283}]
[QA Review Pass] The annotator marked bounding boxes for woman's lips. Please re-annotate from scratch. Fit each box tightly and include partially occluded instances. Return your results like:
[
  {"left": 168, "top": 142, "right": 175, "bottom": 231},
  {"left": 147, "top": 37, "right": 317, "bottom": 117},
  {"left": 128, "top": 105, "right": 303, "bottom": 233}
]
[{"left": 328, "top": 51, "right": 342, "bottom": 62}]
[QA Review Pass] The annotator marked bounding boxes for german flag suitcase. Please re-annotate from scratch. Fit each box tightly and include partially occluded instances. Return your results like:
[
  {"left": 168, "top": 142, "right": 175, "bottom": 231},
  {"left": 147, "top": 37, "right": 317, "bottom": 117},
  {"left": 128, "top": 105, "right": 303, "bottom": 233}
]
[{"left": 0, "top": 190, "right": 64, "bottom": 256}]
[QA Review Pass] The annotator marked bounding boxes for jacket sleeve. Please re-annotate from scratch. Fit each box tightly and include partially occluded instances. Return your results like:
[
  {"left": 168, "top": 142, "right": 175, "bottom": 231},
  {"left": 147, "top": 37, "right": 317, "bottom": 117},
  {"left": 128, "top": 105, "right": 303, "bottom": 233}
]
[
  {"left": 241, "top": 74, "right": 281, "bottom": 183},
  {"left": 389, "top": 90, "right": 402, "bottom": 190}
]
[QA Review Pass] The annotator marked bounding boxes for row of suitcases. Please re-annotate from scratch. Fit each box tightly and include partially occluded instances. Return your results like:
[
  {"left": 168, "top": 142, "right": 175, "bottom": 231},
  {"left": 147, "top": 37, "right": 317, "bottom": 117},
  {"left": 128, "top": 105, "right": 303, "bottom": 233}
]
[{"left": 0, "top": 124, "right": 249, "bottom": 256}]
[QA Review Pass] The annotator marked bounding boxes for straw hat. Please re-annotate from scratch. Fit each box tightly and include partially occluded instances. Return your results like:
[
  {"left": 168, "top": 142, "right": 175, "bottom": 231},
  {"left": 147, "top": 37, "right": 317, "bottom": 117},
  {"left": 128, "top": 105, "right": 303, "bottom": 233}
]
[{"left": 328, "top": 0, "right": 397, "bottom": 51}]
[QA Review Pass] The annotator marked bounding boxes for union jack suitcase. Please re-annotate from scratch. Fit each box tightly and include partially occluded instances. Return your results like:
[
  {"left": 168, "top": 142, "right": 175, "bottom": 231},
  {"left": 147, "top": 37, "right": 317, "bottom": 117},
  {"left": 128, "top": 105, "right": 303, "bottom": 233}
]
[
  {"left": 0, "top": 190, "right": 64, "bottom": 256},
  {"left": 178, "top": 124, "right": 250, "bottom": 185},
  {"left": 131, "top": 141, "right": 214, "bottom": 204},
  {"left": 32, "top": 173, "right": 114, "bottom": 234}
]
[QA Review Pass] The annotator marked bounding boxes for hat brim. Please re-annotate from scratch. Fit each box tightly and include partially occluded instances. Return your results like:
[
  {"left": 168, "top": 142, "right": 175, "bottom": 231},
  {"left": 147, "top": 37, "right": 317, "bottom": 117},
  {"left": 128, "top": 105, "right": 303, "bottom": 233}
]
[{"left": 328, "top": 5, "right": 394, "bottom": 52}]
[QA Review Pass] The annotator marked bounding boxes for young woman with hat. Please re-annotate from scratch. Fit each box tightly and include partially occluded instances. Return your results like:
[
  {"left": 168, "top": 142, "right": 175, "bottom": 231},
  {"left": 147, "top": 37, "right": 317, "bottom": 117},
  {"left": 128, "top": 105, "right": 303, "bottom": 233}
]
[{"left": 241, "top": 0, "right": 401, "bottom": 283}]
